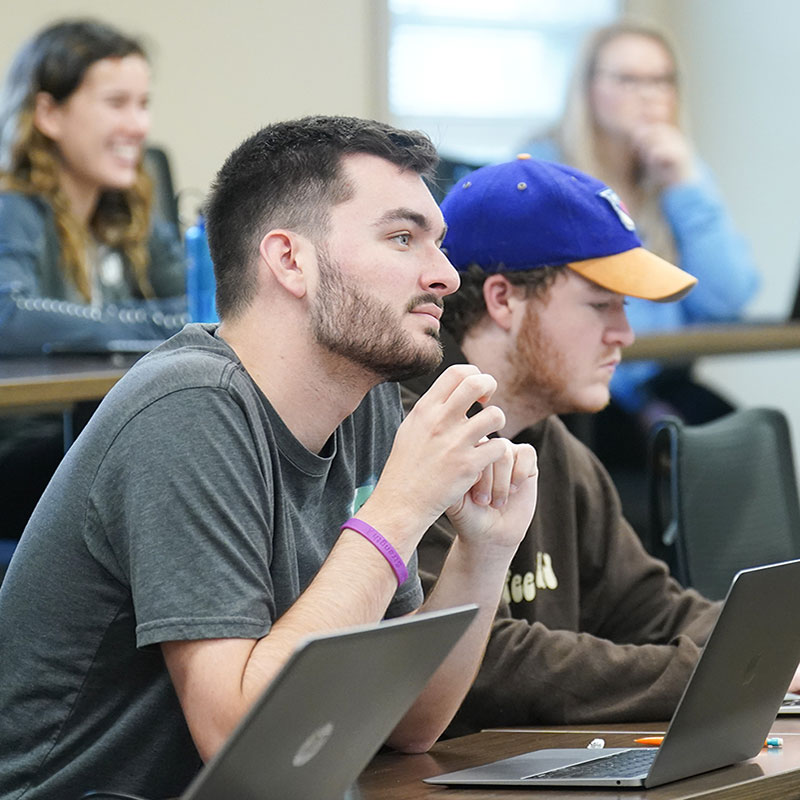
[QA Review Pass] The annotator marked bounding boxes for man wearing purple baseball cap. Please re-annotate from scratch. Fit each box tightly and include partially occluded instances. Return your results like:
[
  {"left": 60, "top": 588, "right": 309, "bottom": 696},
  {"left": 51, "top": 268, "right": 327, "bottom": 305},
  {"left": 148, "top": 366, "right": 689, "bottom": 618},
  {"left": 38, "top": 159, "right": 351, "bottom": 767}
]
[{"left": 403, "top": 155, "right": 743, "bottom": 733}]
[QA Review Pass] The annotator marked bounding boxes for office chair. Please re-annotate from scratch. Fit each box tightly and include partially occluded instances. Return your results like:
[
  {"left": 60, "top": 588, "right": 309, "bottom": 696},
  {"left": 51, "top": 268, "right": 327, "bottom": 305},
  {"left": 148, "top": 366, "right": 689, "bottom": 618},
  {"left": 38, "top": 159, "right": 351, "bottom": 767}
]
[
  {"left": 648, "top": 407, "right": 800, "bottom": 600},
  {"left": 143, "top": 145, "right": 180, "bottom": 231}
]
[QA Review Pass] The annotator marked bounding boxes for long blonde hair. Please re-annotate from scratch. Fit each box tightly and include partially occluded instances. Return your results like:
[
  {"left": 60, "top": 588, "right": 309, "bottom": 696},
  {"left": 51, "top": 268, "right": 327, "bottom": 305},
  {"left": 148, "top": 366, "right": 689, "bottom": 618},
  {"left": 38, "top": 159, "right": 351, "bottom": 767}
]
[
  {"left": 554, "top": 21, "right": 685, "bottom": 264},
  {"left": 0, "top": 19, "right": 154, "bottom": 301}
]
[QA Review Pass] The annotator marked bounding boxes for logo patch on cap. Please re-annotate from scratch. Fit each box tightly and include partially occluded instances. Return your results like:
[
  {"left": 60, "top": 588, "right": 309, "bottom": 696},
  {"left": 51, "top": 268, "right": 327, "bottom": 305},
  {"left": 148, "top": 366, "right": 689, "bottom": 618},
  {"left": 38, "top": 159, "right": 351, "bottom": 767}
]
[{"left": 598, "top": 188, "right": 636, "bottom": 232}]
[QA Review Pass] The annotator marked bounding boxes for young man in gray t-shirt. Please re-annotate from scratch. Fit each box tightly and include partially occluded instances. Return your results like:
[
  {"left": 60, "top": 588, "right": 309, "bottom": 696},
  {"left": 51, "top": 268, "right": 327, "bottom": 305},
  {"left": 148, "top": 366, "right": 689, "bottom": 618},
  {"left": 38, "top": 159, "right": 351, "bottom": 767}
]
[{"left": 0, "top": 117, "right": 538, "bottom": 799}]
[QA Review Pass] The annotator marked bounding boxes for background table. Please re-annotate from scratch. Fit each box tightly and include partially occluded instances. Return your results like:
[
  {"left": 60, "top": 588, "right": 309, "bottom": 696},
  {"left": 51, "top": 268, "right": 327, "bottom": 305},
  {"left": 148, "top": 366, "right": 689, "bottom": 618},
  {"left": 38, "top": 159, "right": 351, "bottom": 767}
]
[
  {"left": 0, "top": 354, "right": 138, "bottom": 411},
  {"left": 0, "top": 354, "right": 141, "bottom": 448},
  {"left": 624, "top": 321, "right": 800, "bottom": 363}
]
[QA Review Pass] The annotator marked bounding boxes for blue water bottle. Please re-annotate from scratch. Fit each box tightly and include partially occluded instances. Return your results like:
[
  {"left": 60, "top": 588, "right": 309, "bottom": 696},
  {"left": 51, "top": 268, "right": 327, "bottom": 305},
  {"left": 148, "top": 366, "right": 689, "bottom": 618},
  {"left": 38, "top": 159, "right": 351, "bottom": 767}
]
[{"left": 185, "top": 216, "right": 218, "bottom": 322}]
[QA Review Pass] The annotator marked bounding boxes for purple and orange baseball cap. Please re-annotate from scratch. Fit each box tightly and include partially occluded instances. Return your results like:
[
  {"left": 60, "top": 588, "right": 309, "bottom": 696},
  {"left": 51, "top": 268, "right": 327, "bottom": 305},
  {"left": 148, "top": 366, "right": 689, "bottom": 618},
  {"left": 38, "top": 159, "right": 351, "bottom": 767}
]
[{"left": 440, "top": 155, "right": 696, "bottom": 302}]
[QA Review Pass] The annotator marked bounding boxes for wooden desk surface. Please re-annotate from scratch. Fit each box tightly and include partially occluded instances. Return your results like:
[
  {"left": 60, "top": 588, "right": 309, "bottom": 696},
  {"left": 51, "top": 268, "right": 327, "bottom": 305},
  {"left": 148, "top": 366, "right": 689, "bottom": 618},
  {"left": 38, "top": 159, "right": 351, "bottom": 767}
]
[
  {"left": 357, "top": 720, "right": 800, "bottom": 799},
  {"left": 0, "top": 354, "right": 138, "bottom": 410},
  {"left": 625, "top": 321, "right": 800, "bottom": 363}
]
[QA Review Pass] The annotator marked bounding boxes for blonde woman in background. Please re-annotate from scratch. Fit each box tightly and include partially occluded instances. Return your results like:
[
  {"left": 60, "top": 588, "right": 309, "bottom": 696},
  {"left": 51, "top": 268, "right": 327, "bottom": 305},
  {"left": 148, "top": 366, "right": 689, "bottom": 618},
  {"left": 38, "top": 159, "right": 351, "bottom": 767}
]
[
  {"left": 0, "top": 19, "right": 187, "bottom": 542},
  {"left": 522, "top": 21, "right": 759, "bottom": 534}
]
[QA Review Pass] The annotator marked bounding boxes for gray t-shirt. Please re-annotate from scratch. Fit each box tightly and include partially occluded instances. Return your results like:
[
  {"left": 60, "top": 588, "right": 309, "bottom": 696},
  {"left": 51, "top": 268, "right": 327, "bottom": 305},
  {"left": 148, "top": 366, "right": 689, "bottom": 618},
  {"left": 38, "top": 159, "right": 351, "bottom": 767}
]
[{"left": 0, "top": 323, "right": 422, "bottom": 800}]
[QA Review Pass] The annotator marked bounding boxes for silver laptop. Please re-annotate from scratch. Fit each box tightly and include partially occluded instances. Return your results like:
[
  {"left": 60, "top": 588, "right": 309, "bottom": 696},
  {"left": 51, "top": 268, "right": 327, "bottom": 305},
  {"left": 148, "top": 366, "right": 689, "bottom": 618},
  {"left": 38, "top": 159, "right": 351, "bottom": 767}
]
[
  {"left": 181, "top": 605, "right": 477, "bottom": 800},
  {"left": 779, "top": 691, "right": 800, "bottom": 714},
  {"left": 426, "top": 560, "right": 800, "bottom": 789}
]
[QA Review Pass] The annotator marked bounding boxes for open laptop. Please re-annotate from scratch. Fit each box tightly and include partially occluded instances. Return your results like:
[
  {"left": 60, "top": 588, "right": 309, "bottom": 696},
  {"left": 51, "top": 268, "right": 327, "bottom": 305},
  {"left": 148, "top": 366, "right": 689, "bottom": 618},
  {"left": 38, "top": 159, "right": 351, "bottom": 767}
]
[
  {"left": 779, "top": 691, "right": 800, "bottom": 715},
  {"left": 426, "top": 559, "right": 800, "bottom": 789},
  {"left": 180, "top": 605, "right": 477, "bottom": 800},
  {"left": 83, "top": 606, "right": 476, "bottom": 800}
]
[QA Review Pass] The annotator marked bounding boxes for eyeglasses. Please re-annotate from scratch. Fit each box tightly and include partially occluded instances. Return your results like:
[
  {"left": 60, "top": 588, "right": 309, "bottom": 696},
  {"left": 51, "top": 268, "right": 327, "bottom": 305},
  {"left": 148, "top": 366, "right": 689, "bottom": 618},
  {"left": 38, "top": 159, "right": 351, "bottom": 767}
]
[{"left": 594, "top": 70, "right": 678, "bottom": 92}]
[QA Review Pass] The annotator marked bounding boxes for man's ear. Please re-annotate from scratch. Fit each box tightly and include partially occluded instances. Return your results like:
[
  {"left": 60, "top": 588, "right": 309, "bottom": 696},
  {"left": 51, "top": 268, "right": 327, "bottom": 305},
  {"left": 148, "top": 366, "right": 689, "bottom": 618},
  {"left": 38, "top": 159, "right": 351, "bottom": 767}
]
[
  {"left": 258, "top": 230, "right": 313, "bottom": 298},
  {"left": 482, "top": 274, "right": 527, "bottom": 332},
  {"left": 33, "top": 92, "right": 62, "bottom": 140}
]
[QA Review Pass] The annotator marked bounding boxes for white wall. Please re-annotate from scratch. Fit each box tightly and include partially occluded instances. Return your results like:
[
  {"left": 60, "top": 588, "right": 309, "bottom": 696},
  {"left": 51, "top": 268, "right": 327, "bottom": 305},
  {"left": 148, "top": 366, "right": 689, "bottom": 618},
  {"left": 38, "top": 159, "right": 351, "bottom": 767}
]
[
  {"left": 0, "top": 0, "right": 380, "bottom": 214},
  {"left": 626, "top": 0, "right": 800, "bottom": 471}
]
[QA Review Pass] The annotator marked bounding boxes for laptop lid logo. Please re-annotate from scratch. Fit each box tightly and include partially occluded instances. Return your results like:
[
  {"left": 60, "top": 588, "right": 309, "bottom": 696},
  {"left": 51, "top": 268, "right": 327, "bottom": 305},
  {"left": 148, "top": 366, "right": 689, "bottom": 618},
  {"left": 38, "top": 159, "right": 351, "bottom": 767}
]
[{"left": 293, "top": 722, "right": 335, "bottom": 767}]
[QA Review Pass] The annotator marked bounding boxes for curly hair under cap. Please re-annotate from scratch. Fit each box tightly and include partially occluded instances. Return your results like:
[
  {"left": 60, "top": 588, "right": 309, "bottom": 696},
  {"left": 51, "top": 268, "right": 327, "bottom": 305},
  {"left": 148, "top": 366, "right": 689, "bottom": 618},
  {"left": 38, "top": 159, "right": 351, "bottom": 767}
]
[
  {"left": 443, "top": 264, "right": 566, "bottom": 344},
  {"left": 0, "top": 19, "right": 154, "bottom": 301}
]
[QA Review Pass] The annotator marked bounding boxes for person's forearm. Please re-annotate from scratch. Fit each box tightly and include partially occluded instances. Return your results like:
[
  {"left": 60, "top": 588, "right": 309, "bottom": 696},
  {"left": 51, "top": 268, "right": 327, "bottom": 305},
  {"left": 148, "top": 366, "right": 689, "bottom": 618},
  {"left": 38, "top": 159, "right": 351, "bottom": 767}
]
[
  {"left": 386, "top": 536, "right": 517, "bottom": 752},
  {"left": 247, "top": 529, "right": 410, "bottom": 673},
  {"left": 241, "top": 504, "right": 438, "bottom": 704},
  {"left": 171, "top": 529, "right": 413, "bottom": 762}
]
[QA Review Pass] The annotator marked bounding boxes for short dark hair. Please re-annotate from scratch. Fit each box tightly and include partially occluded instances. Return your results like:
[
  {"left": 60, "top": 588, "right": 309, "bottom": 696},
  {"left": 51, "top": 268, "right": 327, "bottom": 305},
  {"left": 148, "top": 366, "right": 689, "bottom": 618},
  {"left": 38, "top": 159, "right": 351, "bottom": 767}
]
[
  {"left": 205, "top": 115, "right": 439, "bottom": 319},
  {"left": 443, "top": 264, "right": 566, "bottom": 344}
]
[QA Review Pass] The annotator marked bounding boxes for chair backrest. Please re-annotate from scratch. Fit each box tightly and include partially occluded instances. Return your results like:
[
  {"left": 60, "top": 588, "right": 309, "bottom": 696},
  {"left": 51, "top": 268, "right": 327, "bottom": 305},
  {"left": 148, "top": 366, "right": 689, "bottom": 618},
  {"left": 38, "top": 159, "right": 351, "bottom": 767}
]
[
  {"left": 648, "top": 408, "right": 800, "bottom": 600},
  {"left": 143, "top": 145, "right": 180, "bottom": 231}
]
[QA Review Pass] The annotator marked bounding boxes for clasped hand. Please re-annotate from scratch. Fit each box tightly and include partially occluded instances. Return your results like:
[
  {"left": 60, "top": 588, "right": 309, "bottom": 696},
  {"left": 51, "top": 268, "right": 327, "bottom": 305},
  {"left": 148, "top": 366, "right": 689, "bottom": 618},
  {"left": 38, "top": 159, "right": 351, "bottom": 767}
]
[
  {"left": 630, "top": 122, "right": 695, "bottom": 187},
  {"left": 375, "top": 365, "right": 538, "bottom": 553}
]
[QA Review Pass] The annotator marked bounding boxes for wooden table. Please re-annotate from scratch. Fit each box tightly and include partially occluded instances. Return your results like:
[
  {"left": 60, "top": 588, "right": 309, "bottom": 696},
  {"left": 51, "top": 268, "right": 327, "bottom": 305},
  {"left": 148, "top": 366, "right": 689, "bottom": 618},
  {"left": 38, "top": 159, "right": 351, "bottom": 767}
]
[
  {"left": 624, "top": 321, "right": 800, "bottom": 363},
  {"left": 0, "top": 354, "right": 138, "bottom": 411},
  {"left": 357, "top": 721, "right": 800, "bottom": 799},
  {"left": 0, "top": 354, "right": 141, "bottom": 449}
]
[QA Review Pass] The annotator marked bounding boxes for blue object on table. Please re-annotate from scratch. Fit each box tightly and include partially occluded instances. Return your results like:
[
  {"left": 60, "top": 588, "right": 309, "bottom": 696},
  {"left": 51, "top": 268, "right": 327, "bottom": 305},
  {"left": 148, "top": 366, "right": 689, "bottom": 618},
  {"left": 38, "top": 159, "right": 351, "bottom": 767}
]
[
  {"left": 0, "top": 539, "right": 17, "bottom": 583},
  {"left": 185, "top": 217, "right": 218, "bottom": 323}
]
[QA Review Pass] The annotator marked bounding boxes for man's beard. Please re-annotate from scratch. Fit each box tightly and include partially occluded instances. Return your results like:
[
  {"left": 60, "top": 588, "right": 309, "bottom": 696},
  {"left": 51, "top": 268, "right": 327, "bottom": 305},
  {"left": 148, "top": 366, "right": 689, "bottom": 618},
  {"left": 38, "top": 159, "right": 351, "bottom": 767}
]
[
  {"left": 309, "top": 248, "right": 444, "bottom": 382},
  {"left": 508, "top": 299, "right": 610, "bottom": 416}
]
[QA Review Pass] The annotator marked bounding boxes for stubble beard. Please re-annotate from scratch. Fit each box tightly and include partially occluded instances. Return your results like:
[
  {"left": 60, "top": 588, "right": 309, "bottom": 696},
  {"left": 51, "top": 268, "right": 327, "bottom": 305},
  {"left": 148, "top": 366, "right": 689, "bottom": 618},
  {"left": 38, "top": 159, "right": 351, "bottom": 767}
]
[
  {"left": 509, "top": 300, "right": 610, "bottom": 416},
  {"left": 309, "top": 248, "right": 444, "bottom": 383}
]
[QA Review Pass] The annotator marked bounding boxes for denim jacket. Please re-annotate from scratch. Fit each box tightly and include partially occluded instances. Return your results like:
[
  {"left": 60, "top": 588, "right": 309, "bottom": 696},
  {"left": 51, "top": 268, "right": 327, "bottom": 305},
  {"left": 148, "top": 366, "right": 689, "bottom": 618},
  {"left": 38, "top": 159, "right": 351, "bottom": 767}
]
[{"left": 0, "top": 192, "right": 187, "bottom": 356}]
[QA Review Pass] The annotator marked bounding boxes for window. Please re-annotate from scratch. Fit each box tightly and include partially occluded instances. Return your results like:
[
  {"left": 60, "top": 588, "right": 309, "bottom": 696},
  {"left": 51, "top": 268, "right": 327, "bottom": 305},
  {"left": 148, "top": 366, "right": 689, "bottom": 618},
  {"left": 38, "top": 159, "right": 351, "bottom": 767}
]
[{"left": 387, "top": 0, "right": 620, "bottom": 165}]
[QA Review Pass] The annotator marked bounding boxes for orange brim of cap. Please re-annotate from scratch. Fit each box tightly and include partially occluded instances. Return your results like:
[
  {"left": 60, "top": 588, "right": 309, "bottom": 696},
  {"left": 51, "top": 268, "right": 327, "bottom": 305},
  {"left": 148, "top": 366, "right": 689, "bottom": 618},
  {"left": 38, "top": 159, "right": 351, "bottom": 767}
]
[{"left": 568, "top": 247, "right": 697, "bottom": 302}]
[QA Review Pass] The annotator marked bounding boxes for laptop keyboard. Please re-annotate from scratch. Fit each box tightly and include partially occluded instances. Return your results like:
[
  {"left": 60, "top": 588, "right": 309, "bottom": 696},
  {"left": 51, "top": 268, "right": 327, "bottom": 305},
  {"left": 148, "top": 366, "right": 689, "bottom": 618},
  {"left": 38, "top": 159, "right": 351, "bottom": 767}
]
[
  {"left": 783, "top": 693, "right": 800, "bottom": 708},
  {"left": 526, "top": 748, "right": 658, "bottom": 780}
]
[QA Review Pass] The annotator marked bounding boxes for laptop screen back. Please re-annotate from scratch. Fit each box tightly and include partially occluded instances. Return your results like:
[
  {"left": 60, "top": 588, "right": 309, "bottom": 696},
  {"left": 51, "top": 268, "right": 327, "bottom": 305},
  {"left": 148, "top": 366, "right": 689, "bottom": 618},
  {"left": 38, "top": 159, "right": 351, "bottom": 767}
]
[{"left": 182, "top": 605, "right": 477, "bottom": 800}]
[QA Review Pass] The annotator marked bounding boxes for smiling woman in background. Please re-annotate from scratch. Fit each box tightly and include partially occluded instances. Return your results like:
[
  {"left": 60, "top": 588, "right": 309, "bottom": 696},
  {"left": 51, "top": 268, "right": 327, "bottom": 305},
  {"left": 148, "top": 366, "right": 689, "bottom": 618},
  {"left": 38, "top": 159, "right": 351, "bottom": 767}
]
[
  {"left": 0, "top": 18, "right": 187, "bottom": 354},
  {"left": 0, "top": 19, "right": 187, "bottom": 541},
  {"left": 522, "top": 21, "right": 759, "bottom": 534}
]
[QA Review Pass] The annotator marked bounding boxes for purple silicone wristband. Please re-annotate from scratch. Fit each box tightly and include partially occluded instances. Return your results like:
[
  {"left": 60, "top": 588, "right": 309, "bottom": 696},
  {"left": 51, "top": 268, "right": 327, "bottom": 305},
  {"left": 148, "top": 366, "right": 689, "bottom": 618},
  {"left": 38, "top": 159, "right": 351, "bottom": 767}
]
[{"left": 340, "top": 517, "right": 409, "bottom": 587}]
